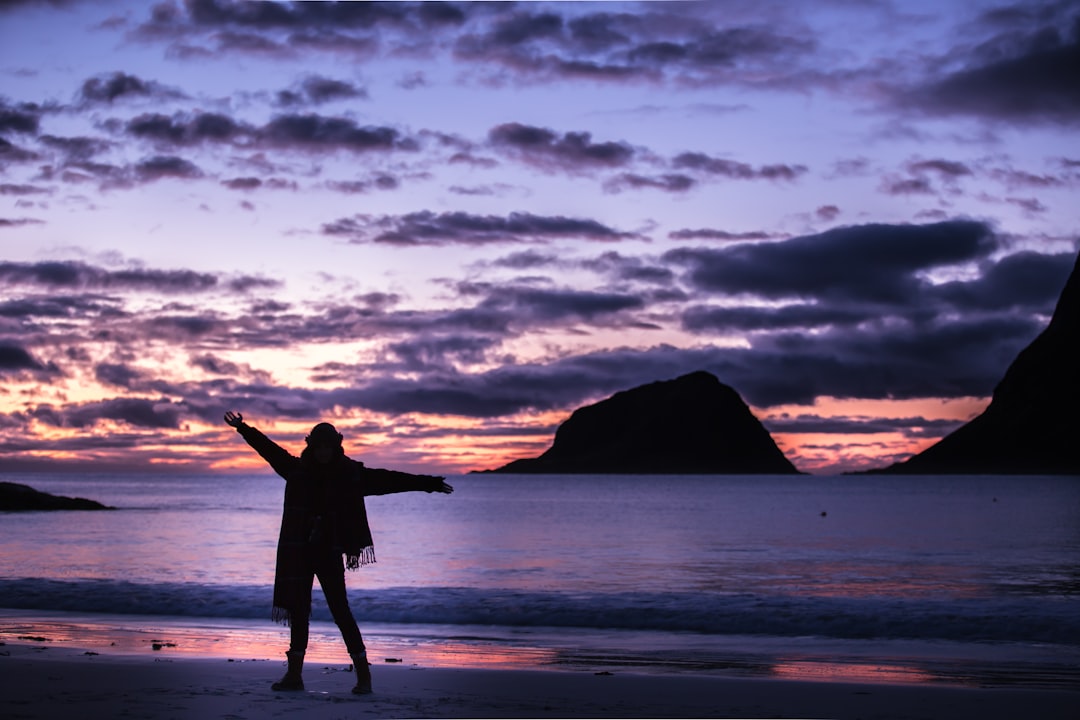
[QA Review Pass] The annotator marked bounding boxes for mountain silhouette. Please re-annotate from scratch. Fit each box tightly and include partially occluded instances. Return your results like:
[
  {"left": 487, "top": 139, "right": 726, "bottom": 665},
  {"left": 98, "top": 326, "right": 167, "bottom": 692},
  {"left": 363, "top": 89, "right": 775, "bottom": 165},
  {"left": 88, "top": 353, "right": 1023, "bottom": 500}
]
[
  {"left": 0, "top": 481, "right": 113, "bottom": 511},
  {"left": 482, "top": 371, "right": 800, "bottom": 474},
  {"left": 877, "top": 251, "right": 1080, "bottom": 474}
]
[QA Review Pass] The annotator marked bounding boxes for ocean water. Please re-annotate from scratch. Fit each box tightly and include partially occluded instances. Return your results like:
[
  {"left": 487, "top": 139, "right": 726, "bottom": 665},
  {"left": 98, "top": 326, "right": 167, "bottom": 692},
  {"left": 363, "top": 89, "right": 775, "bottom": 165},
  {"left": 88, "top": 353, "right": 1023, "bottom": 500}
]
[{"left": 2, "top": 472, "right": 1078, "bottom": 687}]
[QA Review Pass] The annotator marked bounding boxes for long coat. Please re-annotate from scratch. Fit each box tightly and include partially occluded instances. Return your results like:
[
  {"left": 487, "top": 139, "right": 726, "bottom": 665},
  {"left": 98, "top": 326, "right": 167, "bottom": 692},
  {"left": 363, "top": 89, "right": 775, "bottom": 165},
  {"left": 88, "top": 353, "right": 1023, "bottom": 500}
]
[{"left": 235, "top": 423, "right": 444, "bottom": 623}]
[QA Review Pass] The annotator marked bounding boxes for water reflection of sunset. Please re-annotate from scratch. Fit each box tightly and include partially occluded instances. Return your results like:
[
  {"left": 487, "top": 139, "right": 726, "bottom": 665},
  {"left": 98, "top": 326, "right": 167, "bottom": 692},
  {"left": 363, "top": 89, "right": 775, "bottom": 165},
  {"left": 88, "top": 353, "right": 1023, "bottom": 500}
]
[{"left": 771, "top": 660, "right": 935, "bottom": 685}]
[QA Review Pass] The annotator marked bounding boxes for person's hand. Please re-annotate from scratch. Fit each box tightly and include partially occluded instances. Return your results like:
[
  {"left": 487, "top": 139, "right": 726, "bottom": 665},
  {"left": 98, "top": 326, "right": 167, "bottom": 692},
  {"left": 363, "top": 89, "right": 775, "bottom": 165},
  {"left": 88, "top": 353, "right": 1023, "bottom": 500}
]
[
  {"left": 428, "top": 477, "right": 453, "bottom": 494},
  {"left": 223, "top": 411, "right": 244, "bottom": 428}
]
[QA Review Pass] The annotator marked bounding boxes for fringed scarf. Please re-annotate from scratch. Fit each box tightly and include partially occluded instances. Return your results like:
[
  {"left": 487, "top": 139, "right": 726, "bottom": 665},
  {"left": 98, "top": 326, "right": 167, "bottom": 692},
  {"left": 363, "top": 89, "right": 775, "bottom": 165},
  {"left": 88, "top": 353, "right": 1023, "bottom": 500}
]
[{"left": 270, "top": 452, "right": 376, "bottom": 626}]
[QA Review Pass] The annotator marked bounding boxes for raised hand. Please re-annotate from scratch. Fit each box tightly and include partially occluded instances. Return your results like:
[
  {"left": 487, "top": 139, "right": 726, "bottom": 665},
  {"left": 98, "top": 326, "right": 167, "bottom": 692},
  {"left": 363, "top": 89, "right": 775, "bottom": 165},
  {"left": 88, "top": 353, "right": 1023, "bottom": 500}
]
[
  {"left": 431, "top": 478, "right": 453, "bottom": 494},
  {"left": 223, "top": 411, "right": 245, "bottom": 428}
]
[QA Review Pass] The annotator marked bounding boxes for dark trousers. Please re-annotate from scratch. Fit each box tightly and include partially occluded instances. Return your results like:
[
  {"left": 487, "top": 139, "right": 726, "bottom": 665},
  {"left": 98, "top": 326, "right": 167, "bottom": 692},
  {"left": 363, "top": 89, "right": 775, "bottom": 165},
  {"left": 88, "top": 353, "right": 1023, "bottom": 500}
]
[{"left": 289, "top": 549, "right": 366, "bottom": 657}]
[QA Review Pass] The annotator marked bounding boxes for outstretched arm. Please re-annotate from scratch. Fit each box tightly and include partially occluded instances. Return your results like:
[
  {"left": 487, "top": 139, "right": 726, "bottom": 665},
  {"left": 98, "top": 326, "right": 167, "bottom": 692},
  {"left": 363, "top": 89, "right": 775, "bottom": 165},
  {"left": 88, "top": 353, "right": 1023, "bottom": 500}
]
[
  {"left": 223, "top": 411, "right": 300, "bottom": 481},
  {"left": 360, "top": 466, "right": 453, "bottom": 497}
]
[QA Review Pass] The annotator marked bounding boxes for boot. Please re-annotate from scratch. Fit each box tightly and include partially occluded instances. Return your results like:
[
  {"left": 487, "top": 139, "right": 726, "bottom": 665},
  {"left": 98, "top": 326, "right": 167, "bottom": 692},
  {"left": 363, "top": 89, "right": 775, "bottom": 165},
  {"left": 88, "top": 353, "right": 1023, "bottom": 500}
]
[
  {"left": 350, "top": 650, "right": 372, "bottom": 695},
  {"left": 271, "top": 650, "right": 305, "bottom": 691}
]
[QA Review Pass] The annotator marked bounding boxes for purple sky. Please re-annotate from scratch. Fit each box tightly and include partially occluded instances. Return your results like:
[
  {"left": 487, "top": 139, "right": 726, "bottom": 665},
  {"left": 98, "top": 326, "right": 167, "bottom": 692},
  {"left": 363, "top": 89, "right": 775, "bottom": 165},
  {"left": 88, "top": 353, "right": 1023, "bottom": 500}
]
[{"left": 1, "top": 0, "right": 1078, "bottom": 475}]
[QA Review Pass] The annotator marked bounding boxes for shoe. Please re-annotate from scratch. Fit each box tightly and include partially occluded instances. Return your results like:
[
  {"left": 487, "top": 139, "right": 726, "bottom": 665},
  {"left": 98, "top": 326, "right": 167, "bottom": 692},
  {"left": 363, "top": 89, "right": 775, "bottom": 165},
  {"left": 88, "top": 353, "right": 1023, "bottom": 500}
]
[
  {"left": 350, "top": 651, "right": 372, "bottom": 694},
  {"left": 271, "top": 650, "right": 305, "bottom": 691}
]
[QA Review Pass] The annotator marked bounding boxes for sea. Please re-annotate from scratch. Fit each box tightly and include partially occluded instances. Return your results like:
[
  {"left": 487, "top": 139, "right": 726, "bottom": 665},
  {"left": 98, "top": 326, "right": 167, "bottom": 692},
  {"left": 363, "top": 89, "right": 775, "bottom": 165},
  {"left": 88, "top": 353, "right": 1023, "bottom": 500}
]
[{"left": 1, "top": 472, "right": 1078, "bottom": 689}]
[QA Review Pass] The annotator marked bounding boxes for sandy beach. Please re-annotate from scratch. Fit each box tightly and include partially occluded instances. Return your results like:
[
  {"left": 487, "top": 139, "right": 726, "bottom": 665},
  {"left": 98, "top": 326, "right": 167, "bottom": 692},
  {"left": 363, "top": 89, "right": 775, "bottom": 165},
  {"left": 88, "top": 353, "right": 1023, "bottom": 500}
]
[{"left": 2, "top": 639, "right": 1075, "bottom": 720}]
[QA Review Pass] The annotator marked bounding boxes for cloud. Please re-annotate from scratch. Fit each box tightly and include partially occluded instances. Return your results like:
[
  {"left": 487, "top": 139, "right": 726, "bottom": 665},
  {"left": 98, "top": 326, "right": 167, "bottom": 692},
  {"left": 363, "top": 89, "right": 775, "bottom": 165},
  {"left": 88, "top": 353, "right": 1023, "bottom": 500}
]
[
  {"left": 0, "top": 343, "right": 47, "bottom": 373},
  {"left": 668, "top": 228, "right": 780, "bottom": 242},
  {"left": 0, "top": 99, "right": 42, "bottom": 134},
  {"left": 0, "top": 260, "right": 280, "bottom": 294},
  {"left": 453, "top": 8, "right": 814, "bottom": 87},
  {"left": 135, "top": 155, "right": 203, "bottom": 181},
  {"left": 123, "top": 110, "right": 415, "bottom": 154},
  {"left": 32, "top": 398, "right": 186, "bottom": 429},
  {"left": 763, "top": 414, "right": 965, "bottom": 439},
  {"left": 323, "top": 211, "right": 640, "bottom": 246},
  {"left": 275, "top": 75, "right": 368, "bottom": 106},
  {"left": 126, "top": 112, "right": 245, "bottom": 145},
  {"left": 664, "top": 220, "right": 998, "bottom": 303},
  {"left": 901, "top": 2, "right": 1080, "bottom": 124},
  {"left": 488, "top": 122, "right": 635, "bottom": 171},
  {"left": 671, "top": 152, "right": 807, "bottom": 181},
  {"left": 79, "top": 71, "right": 184, "bottom": 104},
  {"left": 603, "top": 172, "right": 696, "bottom": 193},
  {"left": 261, "top": 113, "right": 411, "bottom": 152},
  {"left": 0, "top": 217, "right": 44, "bottom": 227}
]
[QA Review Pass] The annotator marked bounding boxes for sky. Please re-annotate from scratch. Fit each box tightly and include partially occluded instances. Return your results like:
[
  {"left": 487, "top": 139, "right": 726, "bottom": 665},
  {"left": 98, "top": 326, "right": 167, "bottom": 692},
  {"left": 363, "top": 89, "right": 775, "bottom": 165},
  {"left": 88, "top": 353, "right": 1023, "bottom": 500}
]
[{"left": 1, "top": 0, "right": 1078, "bottom": 476}]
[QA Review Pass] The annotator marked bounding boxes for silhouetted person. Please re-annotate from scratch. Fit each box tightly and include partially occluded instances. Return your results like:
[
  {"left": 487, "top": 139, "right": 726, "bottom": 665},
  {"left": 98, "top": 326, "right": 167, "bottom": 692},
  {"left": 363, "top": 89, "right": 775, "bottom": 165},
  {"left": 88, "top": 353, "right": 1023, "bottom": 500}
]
[{"left": 224, "top": 411, "right": 452, "bottom": 694}]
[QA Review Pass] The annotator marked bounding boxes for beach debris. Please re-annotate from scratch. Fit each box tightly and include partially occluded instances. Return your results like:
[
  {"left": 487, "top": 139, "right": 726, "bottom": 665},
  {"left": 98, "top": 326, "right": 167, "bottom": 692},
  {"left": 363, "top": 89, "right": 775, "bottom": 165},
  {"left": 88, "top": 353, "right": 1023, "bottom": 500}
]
[
  {"left": 594, "top": 671, "right": 614, "bottom": 676},
  {"left": 83, "top": 651, "right": 99, "bottom": 656},
  {"left": 384, "top": 657, "right": 403, "bottom": 663},
  {"left": 150, "top": 641, "right": 177, "bottom": 651},
  {"left": 18, "top": 635, "right": 50, "bottom": 642}
]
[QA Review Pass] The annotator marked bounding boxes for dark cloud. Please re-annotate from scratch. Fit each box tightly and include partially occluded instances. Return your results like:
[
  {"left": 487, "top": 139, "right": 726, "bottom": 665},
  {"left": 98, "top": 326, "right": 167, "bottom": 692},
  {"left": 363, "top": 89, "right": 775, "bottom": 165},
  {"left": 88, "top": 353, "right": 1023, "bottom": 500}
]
[
  {"left": 325, "top": 175, "right": 399, "bottom": 194},
  {"left": 39, "top": 135, "right": 112, "bottom": 161},
  {"left": 491, "top": 250, "right": 560, "bottom": 270},
  {"left": 879, "top": 176, "right": 935, "bottom": 195},
  {"left": 221, "top": 176, "right": 261, "bottom": 190},
  {"left": 0, "top": 184, "right": 49, "bottom": 195},
  {"left": 262, "top": 113, "right": 409, "bottom": 152},
  {"left": 906, "top": 158, "right": 973, "bottom": 178},
  {"left": 0, "top": 217, "right": 44, "bottom": 228},
  {"left": 0, "top": 137, "right": 40, "bottom": 164},
  {"left": 672, "top": 152, "right": 807, "bottom": 181},
  {"left": 0, "top": 260, "right": 280, "bottom": 294},
  {"left": 453, "top": 8, "right": 813, "bottom": 87},
  {"left": 580, "top": 251, "right": 675, "bottom": 285},
  {"left": 932, "top": 250, "right": 1076, "bottom": 313},
  {"left": 668, "top": 228, "right": 780, "bottom": 242},
  {"left": 603, "top": 172, "right": 696, "bottom": 193},
  {"left": 0, "top": 100, "right": 41, "bottom": 134},
  {"left": 135, "top": 154, "right": 203, "bottom": 180},
  {"left": 902, "top": 4, "right": 1080, "bottom": 124},
  {"left": 126, "top": 112, "right": 245, "bottom": 145},
  {"left": 489, "top": 122, "right": 635, "bottom": 171},
  {"left": 323, "top": 211, "right": 639, "bottom": 246},
  {"left": 32, "top": 398, "right": 186, "bottom": 429},
  {"left": 477, "top": 284, "right": 645, "bottom": 324},
  {"left": 275, "top": 75, "right": 368, "bottom": 106},
  {"left": 122, "top": 110, "right": 415, "bottom": 155},
  {"left": 682, "top": 303, "right": 871, "bottom": 332},
  {"left": 764, "top": 414, "right": 965, "bottom": 440},
  {"left": 79, "top": 72, "right": 183, "bottom": 104},
  {"left": 0, "top": 343, "right": 45, "bottom": 372},
  {"left": 95, "top": 362, "right": 144, "bottom": 388},
  {"left": 664, "top": 220, "right": 998, "bottom": 303},
  {"left": 815, "top": 205, "right": 840, "bottom": 222}
]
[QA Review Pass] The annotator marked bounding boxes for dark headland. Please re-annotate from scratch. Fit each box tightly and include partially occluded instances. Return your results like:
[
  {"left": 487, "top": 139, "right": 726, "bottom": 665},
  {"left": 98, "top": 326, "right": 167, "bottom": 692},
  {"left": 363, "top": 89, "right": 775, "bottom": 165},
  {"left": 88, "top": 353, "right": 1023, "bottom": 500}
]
[
  {"left": 481, "top": 370, "right": 801, "bottom": 474},
  {"left": 873, "top": 250, "right": 1080, "bottom": 475},
  {"left": 0, "top": 481, "right": 113, "bottom": 511}
]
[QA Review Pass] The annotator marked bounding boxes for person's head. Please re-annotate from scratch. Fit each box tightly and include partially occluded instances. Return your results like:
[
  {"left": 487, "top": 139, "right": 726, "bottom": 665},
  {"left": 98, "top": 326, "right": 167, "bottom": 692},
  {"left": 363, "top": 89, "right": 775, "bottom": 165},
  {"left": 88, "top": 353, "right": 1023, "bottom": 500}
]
[{"left": 305, "top": 422, "right": 343, "bottom": 464}]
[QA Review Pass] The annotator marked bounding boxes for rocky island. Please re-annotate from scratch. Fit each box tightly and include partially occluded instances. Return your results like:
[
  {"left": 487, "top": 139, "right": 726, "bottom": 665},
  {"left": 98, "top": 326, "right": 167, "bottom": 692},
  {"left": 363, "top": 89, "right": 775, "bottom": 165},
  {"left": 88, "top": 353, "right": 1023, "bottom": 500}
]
[
  {"left": 482, "top": 370, "right": 800, "bottom": 474},
  {"left": 876, "top": 251, "right": 1080, "bottom": 474},
  {"left": 0, "top": 481, "right": 113, "bottom": 511}
]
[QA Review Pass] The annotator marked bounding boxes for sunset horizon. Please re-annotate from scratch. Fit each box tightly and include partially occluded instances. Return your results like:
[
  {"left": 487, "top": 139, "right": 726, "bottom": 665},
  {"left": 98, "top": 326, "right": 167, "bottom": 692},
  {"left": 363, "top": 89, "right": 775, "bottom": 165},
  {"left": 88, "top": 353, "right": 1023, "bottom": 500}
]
[{"left": 3, "top": 0, "right": 1078, "bottom": 476}]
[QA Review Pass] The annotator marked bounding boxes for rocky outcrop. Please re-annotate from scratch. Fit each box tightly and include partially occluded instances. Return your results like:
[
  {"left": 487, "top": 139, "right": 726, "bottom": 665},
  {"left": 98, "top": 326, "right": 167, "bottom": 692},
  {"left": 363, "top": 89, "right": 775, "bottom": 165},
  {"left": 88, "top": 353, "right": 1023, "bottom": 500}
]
[
  {"left": 877, "top": 251, "right": 1080, "bottom": 474},
  {"left": 484, "top": 371, "right": 800, "bottom": 474},
  {"left": 0, "top": 481, "right": 113, "bottom": 511}
]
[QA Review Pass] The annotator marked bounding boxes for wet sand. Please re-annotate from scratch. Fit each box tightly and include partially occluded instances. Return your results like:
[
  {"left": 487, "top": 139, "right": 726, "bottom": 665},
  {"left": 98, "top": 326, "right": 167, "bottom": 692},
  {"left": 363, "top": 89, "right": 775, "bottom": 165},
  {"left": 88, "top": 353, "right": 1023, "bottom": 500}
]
[{"left": 2, "top": 640, "right": 1076, "bottom": 719}]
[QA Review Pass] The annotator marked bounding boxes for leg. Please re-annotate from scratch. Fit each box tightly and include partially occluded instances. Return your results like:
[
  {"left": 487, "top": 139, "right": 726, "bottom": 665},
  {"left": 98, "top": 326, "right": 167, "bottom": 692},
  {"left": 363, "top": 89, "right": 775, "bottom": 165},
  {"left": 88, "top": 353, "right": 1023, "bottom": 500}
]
[
  {"left": 314, "top": 552, "right": 365, "bottom": 657},
  {"left": 315, "top": 552, "right": 371, "bottom": 693}
]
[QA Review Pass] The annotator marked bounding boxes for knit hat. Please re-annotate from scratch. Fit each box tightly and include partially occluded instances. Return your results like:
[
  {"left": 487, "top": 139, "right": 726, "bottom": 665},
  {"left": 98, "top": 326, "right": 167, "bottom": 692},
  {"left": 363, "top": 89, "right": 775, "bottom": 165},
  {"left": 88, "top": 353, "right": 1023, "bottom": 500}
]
[{"left": 306, "top": 422, "right": 343, "bottom": 446}]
